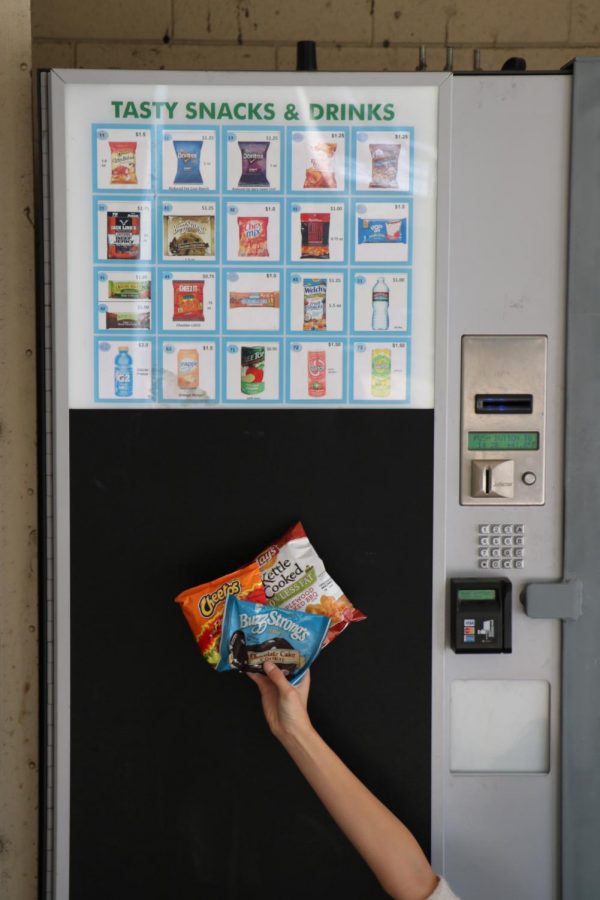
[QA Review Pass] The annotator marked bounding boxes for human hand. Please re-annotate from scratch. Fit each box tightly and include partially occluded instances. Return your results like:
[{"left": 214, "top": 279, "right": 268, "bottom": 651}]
[{"left": 248, "top": 662, "right": 312, "bottom": 745}]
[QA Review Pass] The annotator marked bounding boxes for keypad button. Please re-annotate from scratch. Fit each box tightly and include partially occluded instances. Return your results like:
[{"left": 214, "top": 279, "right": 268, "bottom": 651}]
[
  {"left": 514, "top": 548, "right": 524, "bottom": 558},
  {"left": 479, "top": 559, "right": 491, "bottom": 569},
  {"left": 503, "top": 524, "right": 513, "bottom": 534},
  {"left": 502, "top": 536, "right": 513, "bottom": 546},
  {"left": 479, "top": 524, "right": 491, "bottom": 534},
  {"left": 491, "top": 559, "right": 501, "bottom": 568},
  {"left": 479, "top": 548, "right": 490, "bottom": 558},
  {"left": 514, "top": 524, "right": 525, "bottom": 534},
  {"left": 514, "top": 559, "right": 524, "bottom": 569},
  {"left": 502, "top": 548, "right": 512, "bottom": 558},
  {"left": 491, "top": 524, "right": 501, "bottom": 534},
  {"left": 491, "top": 536, "right": 501, "bottom": 546},
  {"left": 491, "top": 548, "right": 501, "bottom": 558},
  {"left": 514, "top": 536, "right": 524, "bottom": 546},
  {"left": 479, "top": 536, "right": 490, "bottom": 547},
  {"left": 503, "top": 560, "right": 513, "bottom": 568}
]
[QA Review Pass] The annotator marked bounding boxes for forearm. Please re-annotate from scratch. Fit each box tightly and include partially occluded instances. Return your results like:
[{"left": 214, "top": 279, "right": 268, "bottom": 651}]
[{"left": 280, "top": 724, "right": 438, "bottom": 900}]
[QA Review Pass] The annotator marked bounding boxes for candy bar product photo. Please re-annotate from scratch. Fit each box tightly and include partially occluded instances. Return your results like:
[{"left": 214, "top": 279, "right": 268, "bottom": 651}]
[
  {"left": 108, "top": 279, "right": 151, "bottom": 299},
  {"left": 229, "top": 290, "right": 279, "bottom": 309}
]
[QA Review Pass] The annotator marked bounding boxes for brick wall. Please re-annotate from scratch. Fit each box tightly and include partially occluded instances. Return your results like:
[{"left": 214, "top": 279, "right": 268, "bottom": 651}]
[{"left": 32, "top": 0, "right": 600, "bottom": 73}]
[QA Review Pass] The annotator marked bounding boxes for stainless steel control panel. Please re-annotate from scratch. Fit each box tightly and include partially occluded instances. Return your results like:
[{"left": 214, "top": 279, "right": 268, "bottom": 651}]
[{"left": 460, "top": 335, "right": 547, "bottom": 505}]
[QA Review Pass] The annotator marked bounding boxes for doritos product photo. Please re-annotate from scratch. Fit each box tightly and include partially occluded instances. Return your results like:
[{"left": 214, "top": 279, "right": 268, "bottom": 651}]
[
  {"left": 173, "top": 140, "right": 203, "bottom": 185},
  {"left": 238, "top": 141, "right": 270, "bottom": 187}
]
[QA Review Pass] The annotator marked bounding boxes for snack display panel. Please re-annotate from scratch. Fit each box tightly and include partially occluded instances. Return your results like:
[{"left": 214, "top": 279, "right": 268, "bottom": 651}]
[{"left": 68, "top": 80, "right": 436, "bottom": 406}]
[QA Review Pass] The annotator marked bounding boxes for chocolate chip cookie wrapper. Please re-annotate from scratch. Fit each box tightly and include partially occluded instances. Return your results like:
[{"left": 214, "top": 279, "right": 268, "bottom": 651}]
[{"left": 217, "top": 595, "right": 330, "bottom": 685}]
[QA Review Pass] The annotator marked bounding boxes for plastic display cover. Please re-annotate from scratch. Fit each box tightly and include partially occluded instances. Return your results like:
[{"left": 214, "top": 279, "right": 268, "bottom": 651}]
[{"left": 52, "top": 72, "right": 440, "bottom": 410}]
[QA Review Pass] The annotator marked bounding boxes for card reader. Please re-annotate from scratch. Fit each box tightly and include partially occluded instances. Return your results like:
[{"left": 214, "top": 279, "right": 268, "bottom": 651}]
[{"left": 450, "top": 578, "right": 512, "bottom": 653}]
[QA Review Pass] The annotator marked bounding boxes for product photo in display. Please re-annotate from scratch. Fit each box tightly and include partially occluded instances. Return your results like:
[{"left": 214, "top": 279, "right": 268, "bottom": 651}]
[
  {"left": 160, "top": 339, "right": 217, "bottom": 402},
  {"left": 225, "top": 129, "right": 282, "bottom": 192},
  {"left": 352, "top": 200, "right": 411, "bottom": 264},
  {"left": 225, "top": 201, "right": 281, "bottom": 261},
  {"left": 94, "top": 126, "right": 153, "bottom": 192},
  {"left": 289, "top": 202, "right": 345, "bottom": 263},
  {"left": 161, "top": 200, "right": 217, "bottom": 259},
  {"left": 351, "top": 340, "right": 409, "bottom": 403},
  {"left": 95, "top": 200, "right": 153, "bottom": 263},
  {"left": 95, "top": 338, "right": 154, "bottom": 402},
  {"left": 224, "top": 270, "right": 281, "bottom": 332},
  {"left": 224, "top": 340, "right": 281, "bottom": 402},
  {"left": 352, "top": 271, "right": 410, "bottom": 333},
  {"left": 289, "top": 129, "right": 347, "bottom": 192},
  {"left": 288, "top": 272, "right": 345, "bottom": 333},
  {"left": 287, "top": 340, "right": 344, "bottom": 402},
  {"left": 95, "top": 269, "right": 153, "bottom": 333},
  {"left": 354, "top": 128, "right": 412, "bottom": 193},
  {"left": 160, "top": 269, "right": 217, "bottom": 332},
  {"left": 160, "top": 129, "right": 217, "bottom": 192}
]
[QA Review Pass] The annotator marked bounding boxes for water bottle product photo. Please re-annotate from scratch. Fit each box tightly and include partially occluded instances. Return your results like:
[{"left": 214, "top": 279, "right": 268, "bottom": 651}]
[
  {"left": 114, "top": 345, "right": 133, "bottom": 397},
  {"left": 371, "top": 277, "right": 390, "bottom": 330}
]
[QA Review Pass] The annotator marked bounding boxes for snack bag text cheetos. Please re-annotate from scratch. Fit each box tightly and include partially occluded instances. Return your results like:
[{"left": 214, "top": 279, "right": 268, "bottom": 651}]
[{"left": 175, "top": 561, "right": 266, "bottom": 667}]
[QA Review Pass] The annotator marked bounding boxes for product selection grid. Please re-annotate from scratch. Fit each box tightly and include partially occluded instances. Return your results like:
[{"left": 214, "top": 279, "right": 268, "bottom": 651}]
[{"left": 91, "top": 121, "right": 415, "bottom": 405}]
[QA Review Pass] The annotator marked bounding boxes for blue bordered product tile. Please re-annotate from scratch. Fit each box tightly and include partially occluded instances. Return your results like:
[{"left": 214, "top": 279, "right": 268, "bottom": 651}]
[
  {"left": 94, "top": 267, "right": 153, "bottom": 334},
  {"left": 350, "top": 338, "right": 411, "bottom": 405},
  {"left": 287, "top": 199, "right": 347, "bottom": 265},
  {"left": 158, "top": 337, "right": 218, "bottom": 403},
  {"left": 286, "top": 127, "right": 349, "bottom": 195},
  {"left": 159, "top": 197, "right": 217, "bottom": 263},
  {"left": 92, "top": 124, "right": 154, "bottom": 194},
  {"left": 158, "top": 267, "right": 219, "bottom": 334},
  {"left": 223, "top": 126, "right": 284, "bottom": 194},
  {"left": 351, "top": 199, "right": 412, "bottom": 266},
  {"left": 222, "top": 337, "right": 283, "bottom": 404},
  {"left": 286, "top": 337, "right": 347, "bottom": 404},
  {"left": 350, "top": 269, "right": 411, "bottom": 336},
  {"left": 287, "top": 270, "right": 346, "bottom": 334},
  {"left": 93, "top": 197, "right": 154, "bottom": 265},
  {"left": 158, "top": 126, "right": 218, "bottom": 194},
  {"left": 352, "top": 126, "right": 414, "bottom": 195},
  {"left": 94, "top": 336, "right": 155, "bottom": 403},
  {"left": 222, "top": 268, "right": 283, "bottom": 333},
  {"left": 224, "top": 199, "right": 281, "bottom": 263}
]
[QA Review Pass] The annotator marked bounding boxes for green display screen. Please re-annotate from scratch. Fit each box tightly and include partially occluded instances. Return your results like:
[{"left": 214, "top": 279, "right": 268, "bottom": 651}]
[
  {"left": 457, "top": 589, "right": 496, "bottom": 601},
  {"left": 467, "top": 431, "right": 539, "bottom": 451}
]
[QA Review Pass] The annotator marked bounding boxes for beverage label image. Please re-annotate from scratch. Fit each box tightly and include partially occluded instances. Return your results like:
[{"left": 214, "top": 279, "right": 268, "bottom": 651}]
[
  {"left": 225, "top": 270, "right": 280, "bottom": 332},
  {"left": 226, "top": 130, "right": 281, "bottom": 191},
  {"left": 161, "top": 129, "right": 217, "bottom": 191},
  {"left": 160, "top": 340, "right": 216, "bottom": 401},
  {"left": 161, "top": 270, "right": 217, "bottom": 331},
  {"left": 352, "top": 341, "right": 408, "bottom": 403},
  {"left": 352, "top": 272, "right": 409, "bottom": 333},
  {"left": 226, "top": 202, "right": 281, "bottom": 261},
  {"left": 354, "top": 129, "right": 411, "bottom": 193},
  {"left": 353, "top": 201, "right": 410, "bottom": 264},
  {"left": 240, "top": 345, "right": 265, "bottom": 395},
  {"left": 96, "top": 200, "right": 152, "bottom": 262},
  {"left": 290, "top": 130, "right": 346, "bottom": 192},
  {"left": 371, "top": 348, "right": 391, "bottom": 397},
  {"left": 289, "top": 202, "right": 345, "bottom": 263},
  {"left": 289, "top": 272, "right": 344, "bottom": 332},
  {"left": 288, "top": 341, "right": 344, "bottom": 402},
  {"left": 307, "top": 350, "right": 326, "bottom": 397},
  {"left": 224, "top": 342, "right": 281, "bottom": 402},
  {"left": 94, "top": 127, "right": 152, "bottom": 191},
  {"left": 96, "top": 339, "right": 153, "bottom": 402}
]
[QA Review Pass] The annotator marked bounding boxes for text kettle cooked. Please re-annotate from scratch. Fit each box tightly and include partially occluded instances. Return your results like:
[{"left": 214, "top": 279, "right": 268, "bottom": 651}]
[
  {"left": 217, "top": 595, "right": 330, "bottom": 685},
  {"left": 255, "top": 522, "right": 366, "bottom": 645}
]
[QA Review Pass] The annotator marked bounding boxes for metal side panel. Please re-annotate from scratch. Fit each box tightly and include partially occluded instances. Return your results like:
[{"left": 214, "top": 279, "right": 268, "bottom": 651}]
[
  {"left": 432, "top": 75, "right": 570, "bottom": 900},
  {"left": 562, "top": 57, "right": 600, "bottom": 900}
]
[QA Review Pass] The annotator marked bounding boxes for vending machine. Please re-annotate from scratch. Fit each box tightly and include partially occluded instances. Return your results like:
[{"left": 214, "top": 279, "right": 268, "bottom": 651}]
[{"left": 38, "top": 62, "right": 600, "bottom": 899}]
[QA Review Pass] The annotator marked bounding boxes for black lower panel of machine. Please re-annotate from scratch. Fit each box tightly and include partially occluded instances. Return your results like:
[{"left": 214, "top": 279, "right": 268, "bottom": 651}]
[{"left": 69, "top": 409, "right": 433, "bottom": 900}]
